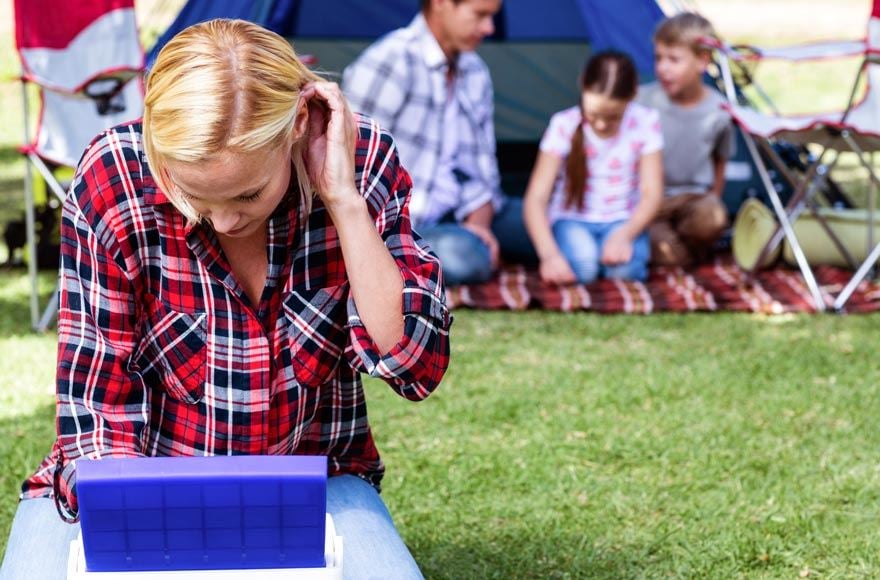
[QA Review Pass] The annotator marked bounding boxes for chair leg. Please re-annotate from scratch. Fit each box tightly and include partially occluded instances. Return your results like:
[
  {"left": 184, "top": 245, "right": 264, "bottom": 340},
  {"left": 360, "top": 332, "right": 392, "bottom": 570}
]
[
  {"left": 830, "top": 133, "right": 880, "bottom": 311},
  {"left": 23, "top": 154, "right": 66, "bottom": 331},
  {"left": 22, "top": 83, "right": 40, "bottom": 329},
  {"left": 29, "top": 154, "right": 68, "bottom": 202},
  {"left": 23, "top": 167, "right": 40, "bottom": 329},
  {"left": 36, "top": 289, "right": 58, "bottom": 333},
  {"left": 742, "top": 133, "right": 827, "bottom": 311},
  {"left": 744, "top": 139, "right": 836, "bottom": 274},
  {"left": 833, "top": 240, "right": 880, "bottom": 311}
]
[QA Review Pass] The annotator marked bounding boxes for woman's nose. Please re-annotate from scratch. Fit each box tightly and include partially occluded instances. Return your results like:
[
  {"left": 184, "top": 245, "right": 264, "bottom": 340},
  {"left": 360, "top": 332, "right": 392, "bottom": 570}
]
[{"left": 210, "top": 209, "right": 241, "bottom": 234}]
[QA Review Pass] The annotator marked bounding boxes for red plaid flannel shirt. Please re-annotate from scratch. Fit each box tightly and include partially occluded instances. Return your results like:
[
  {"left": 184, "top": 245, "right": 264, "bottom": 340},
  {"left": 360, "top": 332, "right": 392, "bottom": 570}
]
[{"left": 21, "top": 116, "right": 451, "bottom": 520}]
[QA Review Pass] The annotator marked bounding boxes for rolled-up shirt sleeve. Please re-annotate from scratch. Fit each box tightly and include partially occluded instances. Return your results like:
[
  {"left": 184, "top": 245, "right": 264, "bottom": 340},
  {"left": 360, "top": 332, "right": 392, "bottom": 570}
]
[
  {"left": 453, "top": 179, "right": 498, "bottom": 224},
  {"left": 345, "top": 119, "right": 452, "bottom": 401}
]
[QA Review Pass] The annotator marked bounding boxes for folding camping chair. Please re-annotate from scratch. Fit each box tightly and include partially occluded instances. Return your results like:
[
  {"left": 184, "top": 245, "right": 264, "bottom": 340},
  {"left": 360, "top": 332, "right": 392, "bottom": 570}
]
[
  {"left": 14, "top": 0, "right": 145, "bottom": 331},
  {"left": 712, "top": 0, "right": 880, "bottom": 312}
]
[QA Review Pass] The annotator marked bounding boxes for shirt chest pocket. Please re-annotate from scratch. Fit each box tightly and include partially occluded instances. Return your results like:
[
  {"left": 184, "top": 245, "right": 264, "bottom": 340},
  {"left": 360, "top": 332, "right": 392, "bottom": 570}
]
[
  {"left": 281, "top": 284, "right": 348, "bottom": 389},
  {"left": 131, "top": 297, "right": 208, "bottom": 404}
]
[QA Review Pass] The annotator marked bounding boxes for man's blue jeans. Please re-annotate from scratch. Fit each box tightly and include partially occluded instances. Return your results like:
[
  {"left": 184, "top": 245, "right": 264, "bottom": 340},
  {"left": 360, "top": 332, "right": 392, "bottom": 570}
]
[
  {"left": 419, "top": 197, "right": 537, "bottom": 285},
  {"left": 0, "top": 475, "right": 423, "bottom": 580}
]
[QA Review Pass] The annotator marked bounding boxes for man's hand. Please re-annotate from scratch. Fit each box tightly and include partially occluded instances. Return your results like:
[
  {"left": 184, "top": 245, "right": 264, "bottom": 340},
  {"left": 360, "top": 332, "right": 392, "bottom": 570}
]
[{"left": 462, "top": 222, "right": 499, "bottom": 269}]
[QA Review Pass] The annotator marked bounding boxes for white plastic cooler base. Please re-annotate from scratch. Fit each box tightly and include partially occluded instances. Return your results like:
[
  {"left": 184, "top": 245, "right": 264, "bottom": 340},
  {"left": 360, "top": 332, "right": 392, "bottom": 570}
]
[{"left": 67, "top": 514, "right": 343, "bottom": 579}]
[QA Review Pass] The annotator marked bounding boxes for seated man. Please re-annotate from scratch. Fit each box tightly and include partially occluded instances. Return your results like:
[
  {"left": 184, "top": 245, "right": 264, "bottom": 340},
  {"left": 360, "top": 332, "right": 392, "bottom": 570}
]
[{"left": 343, "top": 0, "right": 534, "bottom": 285}]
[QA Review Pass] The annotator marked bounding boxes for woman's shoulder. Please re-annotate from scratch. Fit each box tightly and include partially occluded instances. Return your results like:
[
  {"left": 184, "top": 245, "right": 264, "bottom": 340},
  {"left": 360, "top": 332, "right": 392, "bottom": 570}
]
[
  {"left": 69, "top": 121, "right": 155, "bottom": 231},
  {"left": 352, "top": 113, "right": 410, "bottom": 205},
  {"left": 354, "top": 111, "right": 391, "bottom": 142},
  {"left": 75, "top": 121, "right": 148, "bottom": 179},
  {"left": 353, "top": 112, "right": 397, "bottom": 168}
]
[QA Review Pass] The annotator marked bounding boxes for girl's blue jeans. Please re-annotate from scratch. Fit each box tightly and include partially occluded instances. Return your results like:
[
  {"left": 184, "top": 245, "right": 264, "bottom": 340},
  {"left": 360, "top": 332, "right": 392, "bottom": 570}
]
[{"left": 552, "top": 219, "right": 650, "bottom": 283}]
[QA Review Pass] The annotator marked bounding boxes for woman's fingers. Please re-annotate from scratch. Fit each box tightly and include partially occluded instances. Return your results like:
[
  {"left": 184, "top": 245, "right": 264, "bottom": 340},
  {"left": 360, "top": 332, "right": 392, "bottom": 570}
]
[
  {"left": 300, "top": 81, "right": 359, "bottom": 202},
  {"left": 303, "top": 81, "right": 355, "bottom": 143},
  {"left": 303, "top": 82, "right": 348, "bottom": 116}
]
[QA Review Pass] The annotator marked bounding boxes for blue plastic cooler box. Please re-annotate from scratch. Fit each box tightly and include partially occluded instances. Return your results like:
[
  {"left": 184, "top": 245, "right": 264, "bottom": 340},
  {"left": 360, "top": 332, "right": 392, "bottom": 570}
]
[{"left": 76, "top": 455, "right": 327, "bottom": 572}]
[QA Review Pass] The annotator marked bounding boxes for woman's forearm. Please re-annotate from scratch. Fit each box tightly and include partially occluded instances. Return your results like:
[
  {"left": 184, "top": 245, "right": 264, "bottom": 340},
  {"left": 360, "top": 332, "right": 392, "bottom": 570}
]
[{"left": 326, "top": 192, "right": 404, "bottom": 354}]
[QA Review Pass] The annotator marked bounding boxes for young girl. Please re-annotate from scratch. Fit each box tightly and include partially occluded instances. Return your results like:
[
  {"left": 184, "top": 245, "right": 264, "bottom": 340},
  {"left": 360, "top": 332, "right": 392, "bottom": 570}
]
[{"left": 523, "top": 51, "right": 663, "bottom": 284}]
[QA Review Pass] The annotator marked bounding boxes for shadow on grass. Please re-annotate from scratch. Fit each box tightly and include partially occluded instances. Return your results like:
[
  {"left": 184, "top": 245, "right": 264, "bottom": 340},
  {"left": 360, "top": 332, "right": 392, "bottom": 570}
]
[
  {"left": 0, "top": 401, "right": 56, "bottom": 559},
  {"left": 0, "top": 269, "right": 57, "bottom": 338},
  {"left": 0, "top": 144, "right": 28, "bottom": 229}
]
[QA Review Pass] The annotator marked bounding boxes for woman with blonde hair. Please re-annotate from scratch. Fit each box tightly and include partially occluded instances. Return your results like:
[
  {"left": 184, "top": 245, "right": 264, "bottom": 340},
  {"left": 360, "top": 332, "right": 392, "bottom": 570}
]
[{"left": 1, "top": 19, "right": 449, "bottom": 580}]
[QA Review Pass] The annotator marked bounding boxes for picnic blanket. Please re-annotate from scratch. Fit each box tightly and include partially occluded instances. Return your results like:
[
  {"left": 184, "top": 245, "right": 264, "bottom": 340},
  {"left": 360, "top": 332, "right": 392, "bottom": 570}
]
[{"left": 447, "top": 255, "right": 880, "bottom": 314}]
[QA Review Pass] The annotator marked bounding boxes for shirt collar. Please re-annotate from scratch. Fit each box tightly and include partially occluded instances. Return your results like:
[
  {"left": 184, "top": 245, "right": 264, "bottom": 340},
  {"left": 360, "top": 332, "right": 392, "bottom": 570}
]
[
  {"left": 409, "top": 13, "right": 455, "bottom": 72},
  {"left": 141, "top": 162, "right": 170, "bottom": 207}
]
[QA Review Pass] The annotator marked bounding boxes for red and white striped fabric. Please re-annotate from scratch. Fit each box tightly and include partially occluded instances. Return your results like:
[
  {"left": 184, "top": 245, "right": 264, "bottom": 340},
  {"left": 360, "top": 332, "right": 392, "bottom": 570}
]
[
  {"left": 14, "top": 0, "right": 145, "bottom": 166},
  {"left": 446, "top": 257, "right": 880, "bottom": 314}
]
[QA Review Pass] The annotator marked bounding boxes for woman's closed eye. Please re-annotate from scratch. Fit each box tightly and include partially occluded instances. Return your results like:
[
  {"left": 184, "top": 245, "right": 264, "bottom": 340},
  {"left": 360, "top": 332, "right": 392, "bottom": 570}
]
[
  {"left": 237, "top": 190, "right": 263, "bottom": 203},
  {"left": 178, "top": 188, "right": 198, "bottom": 201},
  {"left": 178, "top": 188, "right": 263, "bottom": 203}
]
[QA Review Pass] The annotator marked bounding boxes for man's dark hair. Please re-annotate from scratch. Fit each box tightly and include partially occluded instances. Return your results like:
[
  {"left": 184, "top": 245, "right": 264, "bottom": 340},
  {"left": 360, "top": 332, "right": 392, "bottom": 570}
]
[{"left": 422, "top": 0, "right": 466, "bottom": 13}]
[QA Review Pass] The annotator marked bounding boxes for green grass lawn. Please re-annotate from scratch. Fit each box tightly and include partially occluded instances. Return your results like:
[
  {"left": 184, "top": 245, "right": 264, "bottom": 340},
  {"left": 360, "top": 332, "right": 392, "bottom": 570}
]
[{"left": 1, "top": 270, "right": 879, "bottom": 578}]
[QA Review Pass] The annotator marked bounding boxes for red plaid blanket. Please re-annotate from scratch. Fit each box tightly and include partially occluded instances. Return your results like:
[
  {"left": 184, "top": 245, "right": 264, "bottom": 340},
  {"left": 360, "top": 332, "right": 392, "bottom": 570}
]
[{"left": 447, "top": 255, "right": 880, "bottom": 314}]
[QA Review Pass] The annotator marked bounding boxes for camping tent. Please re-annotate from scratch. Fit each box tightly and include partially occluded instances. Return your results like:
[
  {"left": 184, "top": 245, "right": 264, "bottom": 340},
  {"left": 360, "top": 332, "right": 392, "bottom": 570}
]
[{"left": 148, "top": 0, "right": 665, "bottom": 144}]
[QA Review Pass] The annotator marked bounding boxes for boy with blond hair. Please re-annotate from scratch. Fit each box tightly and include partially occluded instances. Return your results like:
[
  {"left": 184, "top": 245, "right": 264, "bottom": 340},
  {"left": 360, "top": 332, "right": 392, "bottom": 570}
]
[{"left": 637, "top": 12, "right": 732, "bottom": 267}]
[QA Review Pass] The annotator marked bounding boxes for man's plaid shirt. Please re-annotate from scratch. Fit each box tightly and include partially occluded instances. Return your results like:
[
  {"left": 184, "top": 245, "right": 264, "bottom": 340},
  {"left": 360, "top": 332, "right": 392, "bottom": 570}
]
[
  {"left": 343, "top": 13, "right": 503, "bottom": 226},
  {"left": 21, "top": 116, "right": 451, "bottom": 519}
]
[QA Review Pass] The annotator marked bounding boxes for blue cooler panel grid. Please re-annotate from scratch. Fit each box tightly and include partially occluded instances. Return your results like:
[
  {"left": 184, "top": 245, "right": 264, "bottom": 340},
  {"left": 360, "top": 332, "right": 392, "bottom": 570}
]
[{"left": 76, "top": 455, "right": 327, "bottom": 572}]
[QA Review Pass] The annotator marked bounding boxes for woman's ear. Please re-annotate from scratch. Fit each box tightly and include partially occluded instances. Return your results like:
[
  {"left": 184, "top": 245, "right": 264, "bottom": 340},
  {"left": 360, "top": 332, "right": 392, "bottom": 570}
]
[{"left": 292, "top": 102, "right": 309, "bottom": 142}]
